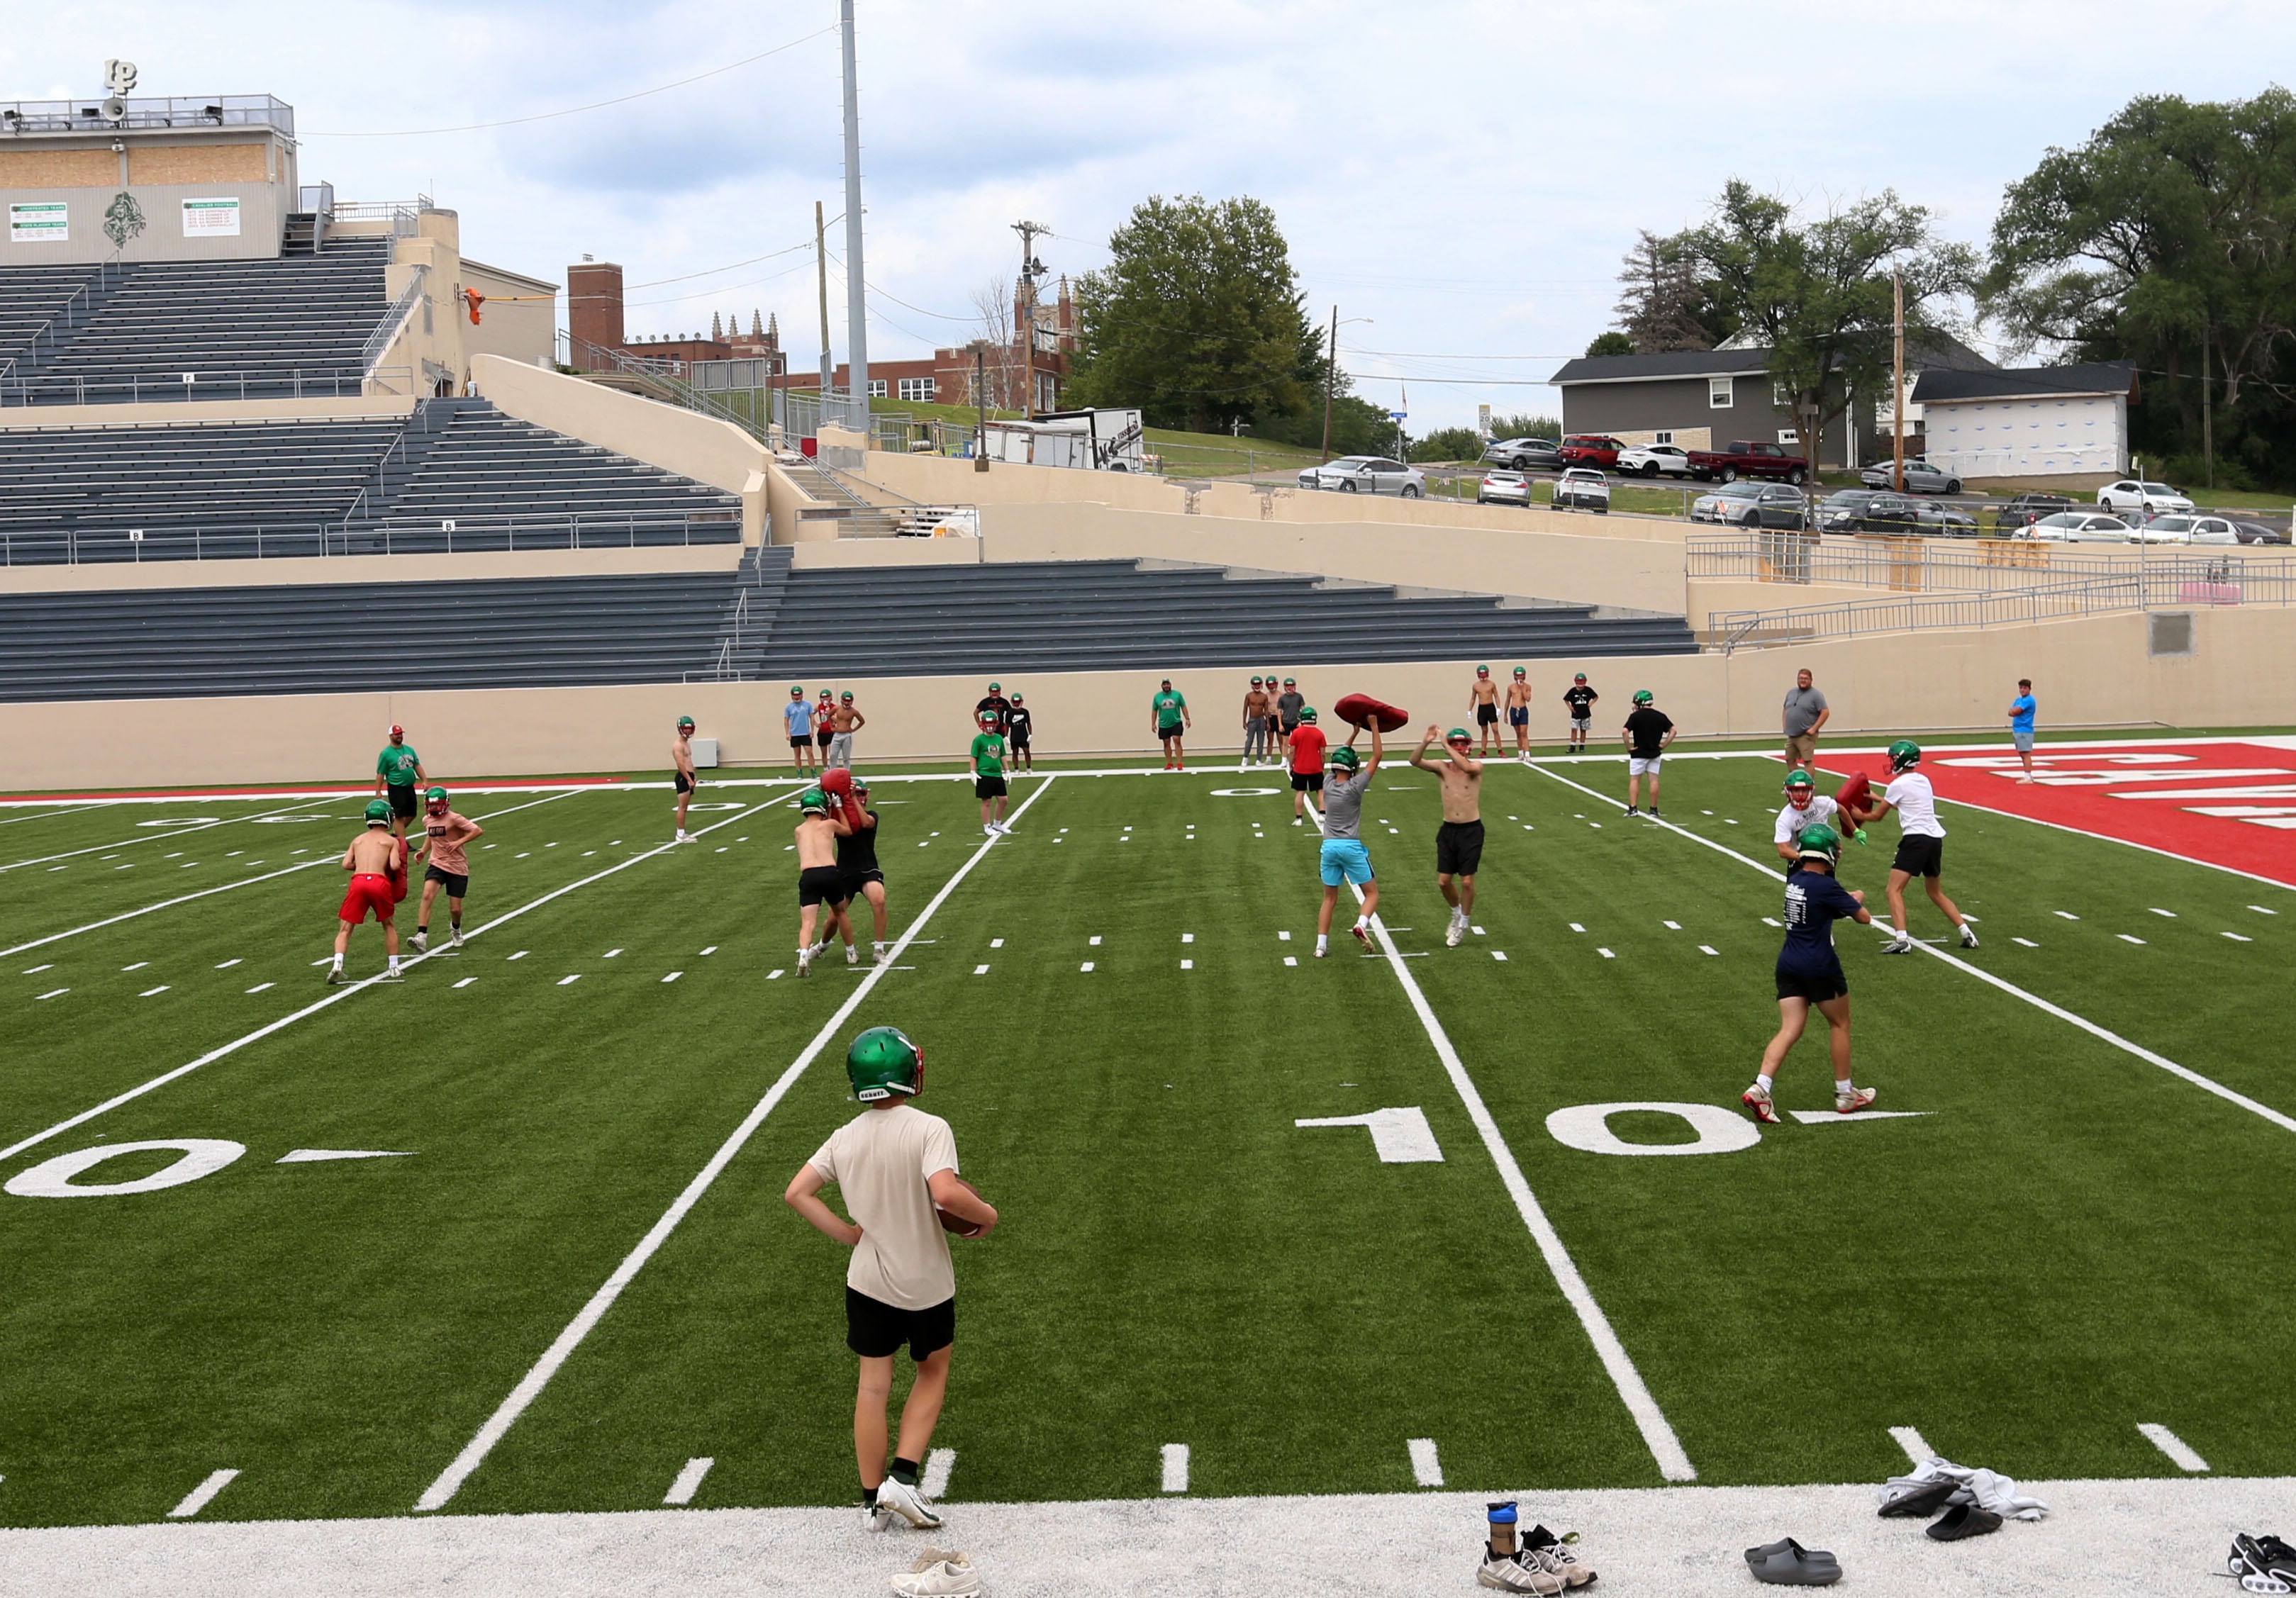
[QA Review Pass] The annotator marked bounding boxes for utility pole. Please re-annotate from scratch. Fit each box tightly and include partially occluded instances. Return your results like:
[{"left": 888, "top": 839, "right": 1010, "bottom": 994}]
[
  {"left": 1012, "top": 220, "right": 1049, "bottom": 416},
  {"left": 814, "top": 200, "right": 832, "bottom": 404},
  {"left": 974, "top": 345, "right": 988, "bottom": 473},
  {"left": 839, "top": 0, "right": 869, "bottom": 428},
  {"left": 2202, "top": 316, "right": 2214, "bottom": 493},
  {"left": 1892, "top": 270, "right": 1906, "bottom": 494},
  {"left": 1320, "top": 305, "right": 1339, "bottom": 462}
]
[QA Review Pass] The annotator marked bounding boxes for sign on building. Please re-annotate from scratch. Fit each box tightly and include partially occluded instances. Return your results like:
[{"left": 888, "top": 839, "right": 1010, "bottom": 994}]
[
  {"left": 181, "top": 197, "right": 242, "bottom": 238},
  {"left": 10, "top": 203, "right": 69, "bottom": 244}
]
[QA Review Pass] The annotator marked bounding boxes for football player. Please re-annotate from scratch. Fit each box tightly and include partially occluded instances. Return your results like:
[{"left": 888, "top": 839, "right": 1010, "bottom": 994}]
[
  {"left": 1858, "top": 741, "right": 1977, "bottom": 954},
  {"left": 1742, "top": 823, "right": 1876, "bottom": 1122},
  {"left": 411, "top": 786, "right": 481, "bottom": 953},
  {"left": 1772, "top": 769, "right": 1852, "bottom": 866}
]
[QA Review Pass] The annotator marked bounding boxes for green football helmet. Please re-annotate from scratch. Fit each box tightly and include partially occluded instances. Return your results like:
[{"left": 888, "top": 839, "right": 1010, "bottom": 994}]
[
  {"left": 1328, "top": 744, "right": 1361, "bottom": 773},
  {"left": 846, "top": 1025, "right": 924, "bottom": 1102},
  {"left": 1446, "top": 726, "right": 1471, "bottom": 744},
  {"left": 363, "top": 799, "right": 392, "bottom": 826},
  {"left": 1796, "top": 822, "right": 1842, "bottom": 865},
  {"left": 1632, "top": 689, "right": 1654, "bottom": 705},
  {"left": 677, "top": 715, "right": 695, "bottom": 730},
  {"left": 425, "top": 786, "right": 450, "bottom": 817},
  {"left": 1888, "top": 739, "right": 1922, "bottom": 771},
  {"left": 1783, "top": 769, "right": 1815, "bottom": 795},
  {"left": 798, "top": 787, "right": 827, "bottom": 814},
  {"left": 1299, "top": 707, "right": 1317, "bottom": 724}
]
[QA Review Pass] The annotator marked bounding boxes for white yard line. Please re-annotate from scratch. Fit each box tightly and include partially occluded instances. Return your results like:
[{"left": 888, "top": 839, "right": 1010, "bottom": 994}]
[
  {"left": 1161, "top": 1444, "right": 1191, "bottom": 1493},
  {"left": 0, "top": 802, "right": 108, "bottom": 828},
  {"left": 166, "top": 1469, "right": 239, "bottom": 1519},
  {"left": 922, "top": 1448, "right": 956, "bottom": 1499},
  {"left": 2136, "top": 1424, "right": 2209, "bottom": 1473},
  {"left": 1889, "top": 1426, "right": 1934, "bottom": 1466},
  {"left": 0, "top": 793, "right": 800, "bottom": 1168},
  {"left": 1408, "top": 1438, "right": 1444, "bottom": 1487},
  {"left": 1342, "top": 876, "right": 1696, "bottom": 1483},
  {"left": 411, "top": 775, "right": 1059, "bottom": 1514},
  {"left": 662, "top": 1457, "right": 714, "bottom": 1505},
  {"left": 1527, "top": 761, "right": 2296, "bottom": 1138},
  {"left": 0, "top": 796, "right": 338, "bottom": 875}
]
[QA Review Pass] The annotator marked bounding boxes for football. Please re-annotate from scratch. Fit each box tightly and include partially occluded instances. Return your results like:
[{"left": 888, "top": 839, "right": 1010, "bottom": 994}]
[
  {"left": 937, "top": 1173, "right": 988, "bottom": 1238},
  {"left": 1332, "top": 692, "right": 1410, "bottom": 732}
]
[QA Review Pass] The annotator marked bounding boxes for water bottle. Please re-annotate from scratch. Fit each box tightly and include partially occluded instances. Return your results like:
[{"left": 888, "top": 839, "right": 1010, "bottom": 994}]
[{"left": 1486, "top": 1500, "right": 1519, "bottom": 1558}]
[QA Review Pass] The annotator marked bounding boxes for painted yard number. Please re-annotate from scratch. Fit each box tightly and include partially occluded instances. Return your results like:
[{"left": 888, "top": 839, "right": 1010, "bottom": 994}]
[
  {"left": 1296, "top": 1102, "right": 1912, "bottom": 1164},
  {"left": 4, "top": 1141, "right": 412, "bottom": 1197}
]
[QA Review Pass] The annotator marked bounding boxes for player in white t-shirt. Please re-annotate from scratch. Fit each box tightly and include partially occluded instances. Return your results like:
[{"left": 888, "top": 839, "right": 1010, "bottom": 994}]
[
  {"left": 1854, "top": 741, "right": 1977, "bottom": 954},
  {"left": 785, "top": 1027, "right": 998, "bottom": 1535},
  {"left": 1771, "top": 769, "right": 1843, "bottom": 866}
]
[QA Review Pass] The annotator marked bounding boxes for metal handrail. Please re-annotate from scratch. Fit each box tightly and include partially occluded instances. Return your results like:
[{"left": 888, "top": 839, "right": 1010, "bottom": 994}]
[
  {"left": 358, "top": 265, "right": 428, "bottom": 377},
  {"left": 0, "top": 365, "right": 412, "bottom": 408},
  {"left": 0, "top": 512, "right": 737, "bottom": 567},
  {"left": 1688, "top": 531, "right": 2296, "bottom": 593}
]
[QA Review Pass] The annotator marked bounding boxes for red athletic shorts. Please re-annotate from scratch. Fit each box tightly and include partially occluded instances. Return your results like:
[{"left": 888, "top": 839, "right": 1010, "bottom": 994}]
[{"left": 340, "top": 873, "right": 396, "bottom": 924}]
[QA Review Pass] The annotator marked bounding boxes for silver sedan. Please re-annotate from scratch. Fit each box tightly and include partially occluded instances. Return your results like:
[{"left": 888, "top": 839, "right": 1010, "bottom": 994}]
[{"left": 1296, "top": 455, "right": 1427, "bottom": 497}]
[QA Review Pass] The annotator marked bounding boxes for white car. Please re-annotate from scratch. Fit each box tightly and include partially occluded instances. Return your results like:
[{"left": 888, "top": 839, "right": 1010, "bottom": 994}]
[
  {"left": 2098, "top": 479, "right": 2194, "bottom": 516},
  {"left": 1553, "top": 467, "right": 1610, "bottom": 513},
  {"left": 1616, "top": 443, "right": 1695, "bottom": 478},
  {"left": 1476, "top": 470, "right": 1532, "bottom": 506},
  {"left": 2020, "top": 511, "right": 2135, "bottom": 543},
  {"left": 2130, "top": 513, "right": 2241, "bottom": 546},
  {"left": 1296, "top": 455, "right": 1427, "bottom": 497}
]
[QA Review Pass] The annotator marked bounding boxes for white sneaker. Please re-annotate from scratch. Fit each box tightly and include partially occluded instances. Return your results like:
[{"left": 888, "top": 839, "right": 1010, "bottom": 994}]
[
  {"left": 862, "top": 1500, "right": 893, "bottom": 1533},
  {"left": 1837, "top": 1085, "right": 1878, "bottom": 1114},
  {"left": 874, "top": 1476, "right": 944, "bottom": 1530},
  {"left": 451, "top": 929, "right": 464, "bottom": 948},
  {"left": 1522, "top": 1526, "right": 1597, "bottom": 1589},
  {"left": 983, "top": 824, "right": 997, "bottom": 837},
  {"left": 847, "top": 944, "right": 859, "bottom": 965},
  {"left": 1880, "top": 934, "right": 1915, "bottom": 954},
  {"left": 1445, "top": 920, "right": 1465, "bottom": 948},
  {"left": 796, "top": 952, "right": 812, "bottom": 978},
  {"left": 891, "top": 1548, "right": 980, "bottom": 1597},
  {"left": 1741, "top": 1083, "right": 1780, "bottom": 1124},
  {"left": 410, "top": 931, "right": 428, "bottom": 954},
  {"left": 1958, "top": 923, "right": 1980, "bottom": 949},
  {"left": 676, "top": 829, "right": 691, "bottom": 842},
  {"left": 874, "top": 942, "right": 888, "bottom": 963},
  {"left": 1478, "top": 1547, "right": 1564, "bottom": 1594},
  {"left": 1291, "top": 816, "right": 1303, "bottom": 827}
]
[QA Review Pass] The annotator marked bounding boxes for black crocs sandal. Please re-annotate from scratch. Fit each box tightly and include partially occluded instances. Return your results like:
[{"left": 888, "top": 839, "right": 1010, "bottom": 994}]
[
  {"left": 1746, "top": 1538, "right": 1842, "bottom": 1585},
  {"left": 1878, "top": 1477, "right": 1961, "bottom": 1519},
  {"left": 1926, "top": 1503, "right": 2003, "bottom": 1541}
]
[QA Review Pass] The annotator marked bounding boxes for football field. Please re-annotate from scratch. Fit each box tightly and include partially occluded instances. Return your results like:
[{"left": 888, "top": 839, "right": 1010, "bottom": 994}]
[{"left": 2, "top": 744, "right": 2293, "bottom": 1533}]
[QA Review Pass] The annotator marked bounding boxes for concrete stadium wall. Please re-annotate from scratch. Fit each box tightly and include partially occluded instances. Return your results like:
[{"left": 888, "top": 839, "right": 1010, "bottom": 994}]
[
  {"left": 6, "top": 606, "right": 2293, "bottom": 792},
  {"left": 0, "top": 396, "right": 416, "bottom": 430}
]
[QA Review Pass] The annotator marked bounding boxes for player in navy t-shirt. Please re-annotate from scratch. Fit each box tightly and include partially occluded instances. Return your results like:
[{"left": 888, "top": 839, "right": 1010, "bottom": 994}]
[{"left": 1741, "top": 823, "right": 1878, "bottom": 1122}]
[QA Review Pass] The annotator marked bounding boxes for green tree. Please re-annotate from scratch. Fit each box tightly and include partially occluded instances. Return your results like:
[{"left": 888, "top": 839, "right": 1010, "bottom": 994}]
[
  {"left": 1066, "top": 194, "right": 1322, "bottom": 434},
  {"left": 1686, "top": 181, "right": 1975, "bottom": 468},
  {"left": 1616, "top": 230, "right": 1726, "bottom": 352},
  {"left": 1985, "top": 88, "right": 2296, "bottom": 487},
  {"left": 1486, "top": 413, "right": 1561, "bottom": 440},
  {"left": 1410, "top": 425, "right": 1486, "bottom": 462},
  {"left": 1584, "top": 331, "right": 1636, "bottom": 357}
]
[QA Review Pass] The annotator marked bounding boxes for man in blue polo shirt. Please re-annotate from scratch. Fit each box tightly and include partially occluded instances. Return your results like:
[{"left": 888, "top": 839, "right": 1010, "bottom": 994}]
[{"left": 2007, "top": 678, "right": 2038, "bottom": 783}]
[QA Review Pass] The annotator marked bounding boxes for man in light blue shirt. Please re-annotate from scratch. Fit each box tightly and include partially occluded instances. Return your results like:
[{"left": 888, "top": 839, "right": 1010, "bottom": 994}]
[
  {"left": 2007, "top": 678, "right": 2038, "bottom": 782},
  {"left": 785, "top": 686, "right": 819, "bottom": 775}
]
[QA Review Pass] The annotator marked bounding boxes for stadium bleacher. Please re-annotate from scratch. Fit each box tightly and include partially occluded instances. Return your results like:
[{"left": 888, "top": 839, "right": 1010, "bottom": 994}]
[
  {"left": 0, "top": 263, "right": 105, "bottom": 374},
  {"left": 0, "top": 239, "right": 391, "bottom": 405}
]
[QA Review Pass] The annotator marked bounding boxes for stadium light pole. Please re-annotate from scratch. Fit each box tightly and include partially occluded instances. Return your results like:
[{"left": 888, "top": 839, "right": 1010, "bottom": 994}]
[
  {"left": 1320, "top": 313, "right": 1371, "bottom": 463},
  {"left": 840, "top": 0, "right": 869, "bottom": 430}
]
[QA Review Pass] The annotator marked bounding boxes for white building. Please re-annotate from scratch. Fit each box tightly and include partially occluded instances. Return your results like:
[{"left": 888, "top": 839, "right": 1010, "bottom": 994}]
[{"left": 1910, "top": 362, "right": 2137, "bottom": 481}]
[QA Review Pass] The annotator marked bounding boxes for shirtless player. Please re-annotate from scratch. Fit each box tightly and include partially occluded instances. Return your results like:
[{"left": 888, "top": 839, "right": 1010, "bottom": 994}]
[
  {"left": 1411, "top": 725, "right": 1486, "bottom": 947},
  {"left": 1469, "top": 666, "right": 1502, "bottom": 757},
  {"left": 673, "top": 715, "right": 699, "bottom": 842},
  {"left": 328, "top": 800, "right": 406, "bottom": 985},
  {"left": 1241, "top": 676, "right": 1274, "bottom": 771},
  {"left": 795, "top": 788, "right": 857, "bottom": 978}
]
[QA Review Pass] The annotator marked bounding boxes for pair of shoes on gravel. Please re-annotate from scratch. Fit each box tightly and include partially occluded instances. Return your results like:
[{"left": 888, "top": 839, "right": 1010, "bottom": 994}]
[
  {"left": 1746, "top": 1537, "right": 1839, "bottom": 1585},
  {"left": 891, "top": 1546, "right": 979, "bottom": 1597},
  {"left": 1476, "top": 1524, "right": 1595, "bottom": 1592}
]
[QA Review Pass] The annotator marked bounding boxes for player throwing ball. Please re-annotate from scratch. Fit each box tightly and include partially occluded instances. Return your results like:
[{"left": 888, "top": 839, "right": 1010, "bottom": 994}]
[
  {"left": 1853, "top": 740, "right": 1977, "bottom": 954},
  {"left": 784, "top": 1026, "right": 998, "bottom": 1534},
  {"left": 1742, "top": 823, "right": 1877, "bottom": 1122},
  {"left": 840, "top": 775, "right": 892, "bottom": 963},
  {"left": 328, "top": 800, "right": 406, "bottom": 985},
  {"left": 410, "top": 787, "right": 481, "bottom": 953},
  {"left": 1314, "top": 721, "right": 1384, "bottom": 958},
  {"left": 1411, "top": 725, "right": 1485, "bottom": 947}
]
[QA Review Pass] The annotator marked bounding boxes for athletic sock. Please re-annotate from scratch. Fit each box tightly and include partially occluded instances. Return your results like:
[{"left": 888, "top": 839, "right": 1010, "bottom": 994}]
[
  {"left": 417, "top": 922, "right": 429, "bottom": 936},
  {"left": 862, "top": 1485, "right": 880, "bottom": 1509},
  {"left": 1315, "top": 934, "right": 1328, "bottom": 951},
  {"left": 450, "top": 916, "right": 461, "bottom": 932},
  {"left": 1756, "top": 1073, "right": 1773, "bottom": 1093},
  {"left": 330, "top": 952, "right": 344, "bottom": 971},
  {"left": 890, "top": 1458, "right": 920, "bottom": 1487},
  {"left": 1838, "top": 1078, "right": 1856, "bottom": 1095},
  {"left": 387, "top": 954, "right": 400, "bottom": 973}
]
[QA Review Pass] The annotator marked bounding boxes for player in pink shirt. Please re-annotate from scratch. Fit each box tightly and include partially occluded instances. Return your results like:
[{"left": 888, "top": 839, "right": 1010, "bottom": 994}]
[{"left": 411, "top": 786, "right": 484, "bottom": 953}]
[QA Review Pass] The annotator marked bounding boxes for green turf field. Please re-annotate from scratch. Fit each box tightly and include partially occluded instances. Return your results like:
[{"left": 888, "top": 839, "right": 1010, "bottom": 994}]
[{"left": 1, "top": 751, "right": 2292, "bottom": 1529}]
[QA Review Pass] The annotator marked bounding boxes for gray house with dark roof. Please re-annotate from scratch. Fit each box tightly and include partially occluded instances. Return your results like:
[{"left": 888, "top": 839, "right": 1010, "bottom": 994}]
[
  {"left": 1910, "top": 362, "right": 2137, "bottom": 483},
  {"left": 1549, "top": 337, "right": 1994, "bottom": 469}
]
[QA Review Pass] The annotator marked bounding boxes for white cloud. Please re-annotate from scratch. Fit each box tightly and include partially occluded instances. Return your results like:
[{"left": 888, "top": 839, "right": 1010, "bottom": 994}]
[{"left": 5, "top": 0, "right": 2289, "bottom": 427}]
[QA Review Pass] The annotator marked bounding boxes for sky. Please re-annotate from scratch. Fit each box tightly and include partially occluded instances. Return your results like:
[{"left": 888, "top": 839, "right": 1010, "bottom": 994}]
[{"left": 6, "top": 1, "right": 2291, "bottom": 432}]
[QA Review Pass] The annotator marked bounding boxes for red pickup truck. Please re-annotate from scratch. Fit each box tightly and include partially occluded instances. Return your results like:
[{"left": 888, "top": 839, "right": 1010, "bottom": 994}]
[{"left": 1686, "top": 440, "right": 1810, "bottom": 484}]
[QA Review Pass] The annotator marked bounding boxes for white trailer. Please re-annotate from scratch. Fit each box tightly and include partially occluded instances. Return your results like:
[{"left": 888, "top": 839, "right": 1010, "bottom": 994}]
[{"left": 981, "top": 408, "right": 1147, "bottom": 472}]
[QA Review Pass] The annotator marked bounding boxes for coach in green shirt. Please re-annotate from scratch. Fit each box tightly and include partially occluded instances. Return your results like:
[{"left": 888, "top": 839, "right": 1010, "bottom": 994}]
[
  {"left": 374, "top": 724, "right": 425, "bottom": 840},
  {"left": 1152, "top": 678, "right": 1191, "bottom": 772}
]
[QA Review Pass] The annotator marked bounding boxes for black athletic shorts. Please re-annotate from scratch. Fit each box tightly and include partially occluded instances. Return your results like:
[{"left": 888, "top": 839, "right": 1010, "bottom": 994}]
[
  {"left": 1476, "top": 704, "right": 1499, "bottom": 726},
  {"left": 798, "top": 864, "right": 847, "bottom": 907},
  {"left": 386, "top": 783, "right": 418, "bottom": 820},
  {"left": 974, "top": 773, "right": 1008, "bottom": 800},
  {"left": 1436, "top": 818, "right": 1486, "bottom": 876},
  {"left": 1291, "top": 771, "right": 1323, "bottom": 793},
  {"left": 817, "top": 725, "right": 835, "bottom": 747},
  {"left": 789, "top": 735, "right": 812, "bottom": 750},
  {"left": 1776, "top": 965, "right": 1849, "bottom": 1003},
  {"left": 847, "top": 1287, "right": 954, "bottom": 1360},
  {"left": 842, "top": 867, "right": 886, "bottom": 900},
  {"left": 422, "top": 866, "right": 469, "bottom": 897},
  {"left": 1892, "top": 834, "right": 1944, "bottom": 878},
  {"left": 1009, "top": 732, "right": 1030, "bottom": 751},
  {"left": 1158, "top": 724, "right": 1185, "bottom": 742},
  {"left": 674, "top": 771, "right": 695, "bottom": 795}
]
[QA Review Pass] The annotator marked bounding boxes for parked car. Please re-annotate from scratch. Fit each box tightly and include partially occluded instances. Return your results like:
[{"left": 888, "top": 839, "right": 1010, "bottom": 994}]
[
  {"left": 1993, "top": 491, "right": 2075, "bottom": 531},
  {"left": 1477, "top": 469, "right": 1532, "bottom": 506},
  {"left": 1910, "top": 503, "right": 1980, "bottom": 536},
  {"left": 1685, "top": 440, "right": 1810, "bottom": 484},
  {"left": 2097, "top": 479, "right": 2195, "bottom": 516},
  {"left": 1693, "top": 481, "right": 1807, "bottom": 529},
  {"left": 1616, "top": 442, "right": 1695, "bottom": 478},
  {"left": 1296, "top": 455, "right": 1427, "bottom": 497},
  {"left": 2130, "top": 514, "right": 2241, "bottom": 546},
  {"left": 1553, "top": 467, "right": 1611, "bottom": 513},
  {"left": 1557, "top": 434, "right": 1625, "bottom": 468},
  {"left": 2233, "top": 520, "right": 2291, "bottom": 544},
  {"left": 1815, "top": 489, "right": 1911, "bottom": 532},
  {"left": 1856, "top": 456, "right": 1963, "bottom": 495},
  {"left": 1483, "top": 436, "right": 1562, "bottom": 471},
  {"left": 2019, "top": 511, "right": 2135, "bottom": 543}
]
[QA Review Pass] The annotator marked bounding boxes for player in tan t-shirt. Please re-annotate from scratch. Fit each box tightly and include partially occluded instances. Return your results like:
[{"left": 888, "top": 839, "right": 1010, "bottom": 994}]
[
  {"left": 786, "top": 1027, "right": 998, "bottom": 1533},
  {"left": 411, "top": 786, "right": 483, "bottom": 954}
]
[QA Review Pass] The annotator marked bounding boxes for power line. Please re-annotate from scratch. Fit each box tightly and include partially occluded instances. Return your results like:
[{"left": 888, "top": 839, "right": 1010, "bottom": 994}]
[{"left": 307, "top": 26, "right": 836, "bottom": 136}]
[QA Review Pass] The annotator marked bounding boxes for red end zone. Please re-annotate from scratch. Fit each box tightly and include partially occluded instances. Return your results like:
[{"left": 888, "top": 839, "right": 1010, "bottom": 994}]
[{"left": 1814, "top": 739, "right": 2296, "bottom": 889}]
